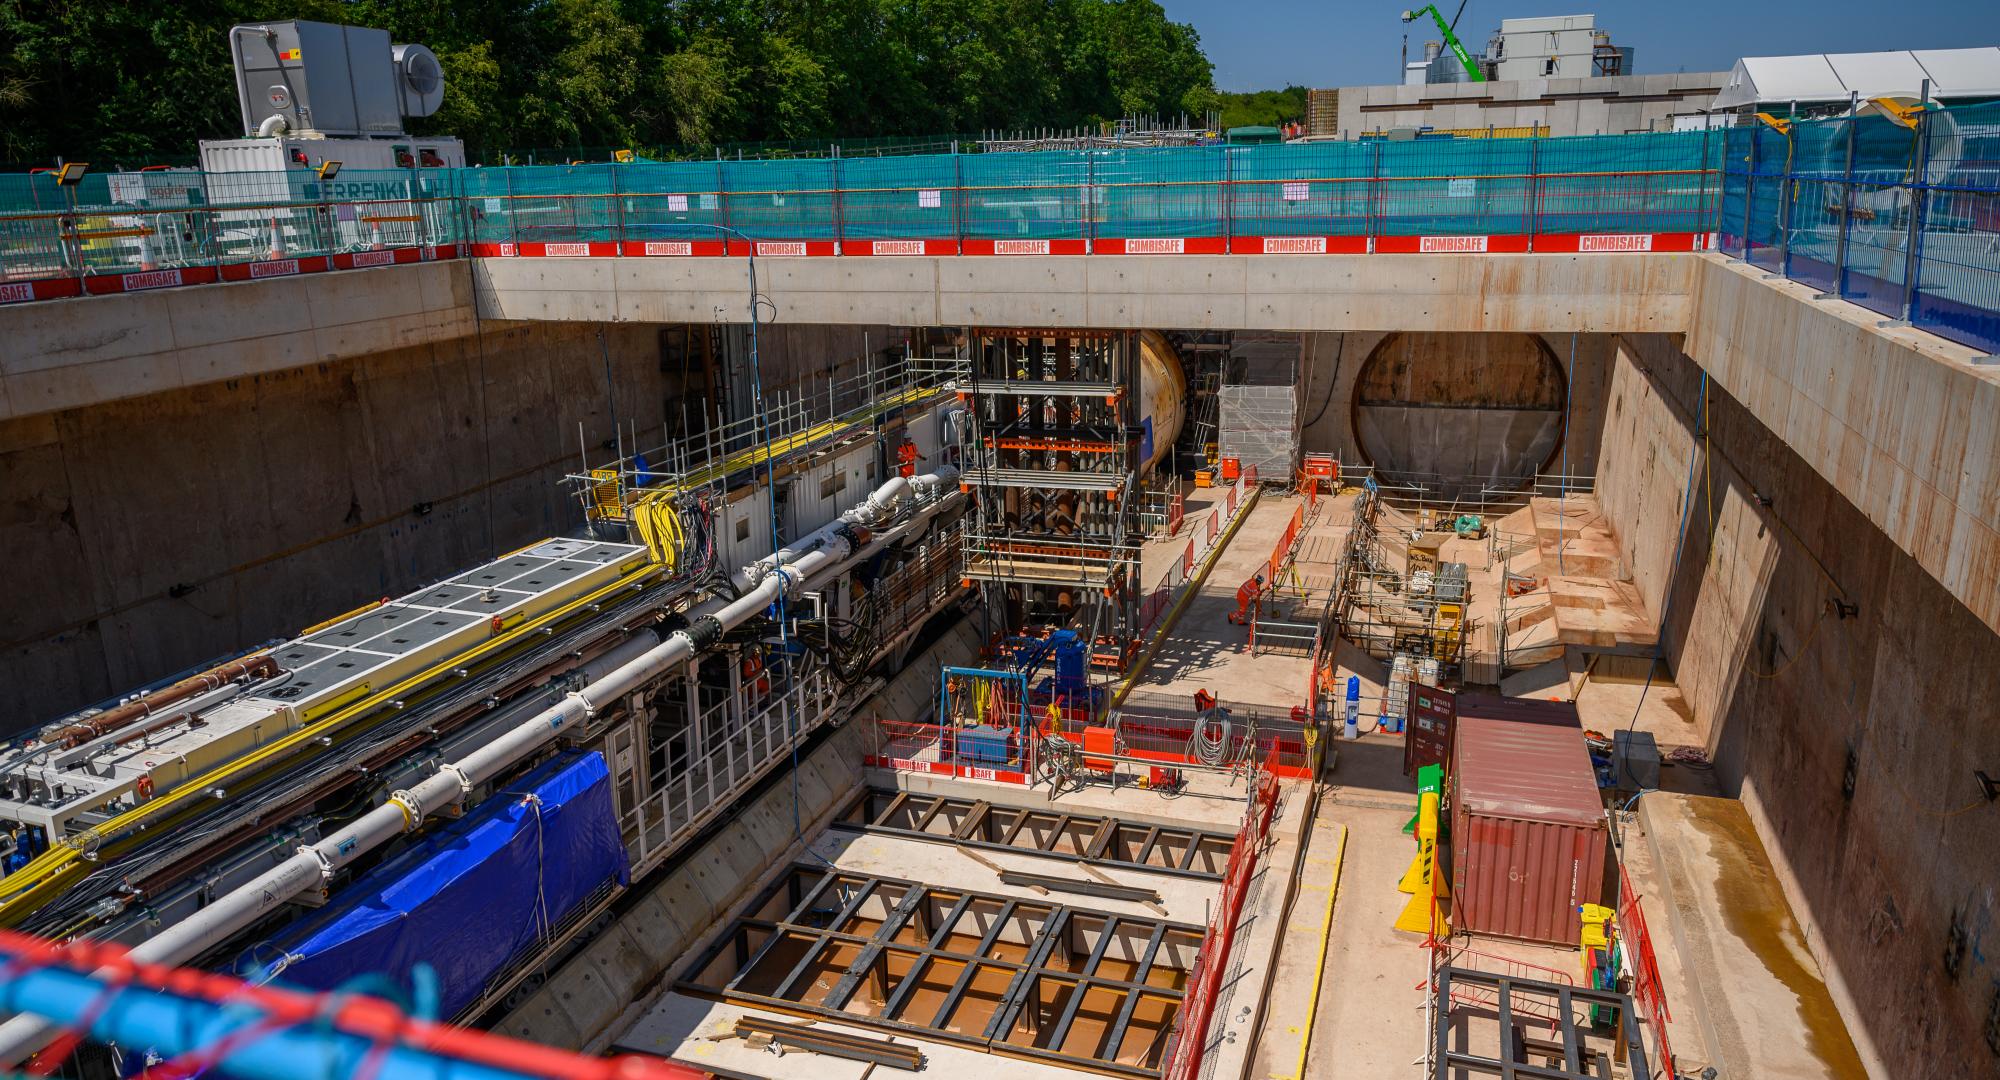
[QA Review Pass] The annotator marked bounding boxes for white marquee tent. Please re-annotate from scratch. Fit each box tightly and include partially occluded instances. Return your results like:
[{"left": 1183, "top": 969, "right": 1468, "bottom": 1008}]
[{"left": 1711, "top": 47, "right": 2000, "bottom": 111}]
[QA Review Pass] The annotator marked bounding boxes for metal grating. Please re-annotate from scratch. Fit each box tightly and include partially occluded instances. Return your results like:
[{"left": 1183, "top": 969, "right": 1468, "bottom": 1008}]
[
  {"left": 679, "top": 864, "right": 1202, "bottom": 1076},
  {"left": 1430, "top": 965, "right": 1652, "bottom": 1079}
]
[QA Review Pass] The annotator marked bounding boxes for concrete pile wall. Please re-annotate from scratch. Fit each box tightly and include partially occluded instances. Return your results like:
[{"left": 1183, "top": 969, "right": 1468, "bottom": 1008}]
[
  {"left": 1596, "top": 333, "right": 2000, "bottom": 1080},
  {"left": 1, "top": 320, "right": 665, "bottom": 730}
]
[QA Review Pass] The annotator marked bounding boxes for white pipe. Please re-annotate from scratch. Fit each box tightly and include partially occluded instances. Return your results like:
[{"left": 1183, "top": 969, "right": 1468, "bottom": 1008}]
[
  {"left": 256, "top": 114, "right": 289, "bottom": 138},
  {"left": 0, "top": 470, "right": 963, "bottom": 1064},
  {"left": 740, "top": 468, "right": 953, "bottom": 586}
]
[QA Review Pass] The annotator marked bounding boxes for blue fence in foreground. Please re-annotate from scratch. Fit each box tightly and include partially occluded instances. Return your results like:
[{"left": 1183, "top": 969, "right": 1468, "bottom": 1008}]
[{"left": 1720, "top": 98, "right": 2000, "bottom": 355}]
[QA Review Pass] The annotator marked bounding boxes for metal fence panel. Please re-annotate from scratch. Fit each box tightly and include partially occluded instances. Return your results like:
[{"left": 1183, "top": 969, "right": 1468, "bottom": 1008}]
[
  {"left": 617, "top": 160, "right": 731, "bottom": 244},
  {"left": 1227, "top": 141, "right": 1373, "bottom": 237},
  {"left": 835, "top": 155, "right": 958, "bottom": 239},
  {"left": 1374, "top": 136, "right": 1535, "bottom": 236},
  {"left": 957, "top": 151, "right": 1089, "bottom": 240},
  {"left": 1912, "top": 100, "right": 2000, "bottom": 353}
]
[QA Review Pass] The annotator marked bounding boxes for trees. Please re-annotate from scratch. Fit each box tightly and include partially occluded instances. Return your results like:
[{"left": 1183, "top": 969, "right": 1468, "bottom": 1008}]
[{"left": 0, "top": 0, "right": 1228, "bottom": 163}]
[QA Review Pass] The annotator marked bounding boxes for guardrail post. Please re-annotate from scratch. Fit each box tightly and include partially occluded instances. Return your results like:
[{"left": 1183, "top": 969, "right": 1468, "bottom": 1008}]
[
  {"left": 1368, "top": 139, "right": 1384, "bottom": 246},
  {"left": 1222, "top": 142, "right": 1233, "bottom": 253},
  {"left": 1825, "top": 92, "right": 1858, "bottom": 298},
  {"left": 504, "top": 166, "right": 519, "bottom": 249},
  {"left": 608, "top": 160, "right": 624, "bottom": 249},
  {"left": 830, "top": 146, "right": 844, "bottom": 252},
  {"left": 1895, "top": 86, "right": 1933, "bottom": 325},
  {"left": 1696, "top": 124, "right": 1711, "bottom": 241},
  {"left": 1776, "top": 120, "right": 1796, "bottom": 274},
  {"left": 716, "top": 153, "right": 731, "bottom": 242},
  {"left": 1739, "top": 126, "right": 1757, "bottom": 262},
  {"left": 1526, "top": 135, "right": 1541, "bottom": 244},
  {"left": 1084, "top": 145, "right": 1096, "bottom": 252},
  {"left": 952, "top": 143, "right": 965, "bottom": 250}
]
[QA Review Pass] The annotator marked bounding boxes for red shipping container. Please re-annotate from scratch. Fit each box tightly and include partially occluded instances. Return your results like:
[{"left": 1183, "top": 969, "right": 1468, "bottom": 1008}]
[{"left": 1449, "top": 694, "right": 1608, "bottom": 946}]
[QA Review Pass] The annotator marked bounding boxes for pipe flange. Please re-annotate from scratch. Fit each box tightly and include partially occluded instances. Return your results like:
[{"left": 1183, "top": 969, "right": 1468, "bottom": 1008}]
[
  {"left": 389, "top": 789, "right": 424, "bottom": 833},
  {"left": 685, "top": 614, "right": 725, "bottom": 649}
]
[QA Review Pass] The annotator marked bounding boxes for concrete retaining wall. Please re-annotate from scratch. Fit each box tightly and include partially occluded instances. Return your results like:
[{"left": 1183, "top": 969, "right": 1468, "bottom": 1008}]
[
  {"left": 1, "top": 261, "right": 475, "bottom": 422},
  {"left": 1598, "top": 333, "right": 2000, "bottom": 1080},
  {"left": 1684, "top": 255, "right": 2000, "bottom": 639},
  {"left": 1, "top": 320, "right": 665, "bottom": 729}
]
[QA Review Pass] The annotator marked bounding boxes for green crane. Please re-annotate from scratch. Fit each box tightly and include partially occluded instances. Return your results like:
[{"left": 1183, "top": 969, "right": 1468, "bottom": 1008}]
[{"left": 1402, "top": 4, "right": 1487, "bottom": 83}]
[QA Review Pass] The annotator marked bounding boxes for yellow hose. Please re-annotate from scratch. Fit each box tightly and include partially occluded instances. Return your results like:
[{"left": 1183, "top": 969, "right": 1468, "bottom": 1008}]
[{"left": 0, "top": 562, "right": 661, "bottom": 926}]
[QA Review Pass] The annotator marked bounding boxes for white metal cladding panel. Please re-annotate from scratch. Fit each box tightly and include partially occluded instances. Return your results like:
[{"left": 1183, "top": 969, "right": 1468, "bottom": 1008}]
[
  {"left": 720, "top": 488, "right": 775, "bottom": 577},
  {"left": 788, "top": 443, "right": 878, "bottom": 537},
  {"left": 904, "top": 400, "right": 949, "bottom": 475}
]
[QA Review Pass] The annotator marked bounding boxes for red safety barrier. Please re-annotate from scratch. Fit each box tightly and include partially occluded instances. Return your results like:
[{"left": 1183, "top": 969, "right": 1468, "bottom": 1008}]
[
  {"left": 1164, "top": 768, "right": 1280, "bottom": 1080},
  {"left": 866, "top": 718, "right": 1034, "bottom": 785},
  {"left": 1166, "top": 491, "right": 1186, "bottom": 536},
  {"left": 1228, "top": 498, "right": 1305, "bottom": 629},
  {"left": 1618, "top": 864, "right": 1677, "bottom": 1076}
]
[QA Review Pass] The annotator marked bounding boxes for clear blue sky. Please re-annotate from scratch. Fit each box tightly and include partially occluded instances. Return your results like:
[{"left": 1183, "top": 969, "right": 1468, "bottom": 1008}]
[{"left": 1161, "top": 0, "right": 2000, "bottom": 92}]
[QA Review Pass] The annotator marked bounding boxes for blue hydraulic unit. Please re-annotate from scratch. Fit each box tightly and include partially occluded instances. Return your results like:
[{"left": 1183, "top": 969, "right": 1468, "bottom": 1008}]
[
  {"left": 999, "top": 629, "right": 1099, "bottom": 723},
  {"left": 938, "top": 667, "right": 1031, "bottom": 768}
]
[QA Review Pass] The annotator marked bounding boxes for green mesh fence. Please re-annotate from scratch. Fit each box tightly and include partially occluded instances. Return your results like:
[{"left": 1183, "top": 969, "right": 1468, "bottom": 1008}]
[
  {"left": 0, "top": 168, "right": 462, "bottom": 283},
  {"left": 5, "top": 132, "right": 1739, "bottom": 287}
]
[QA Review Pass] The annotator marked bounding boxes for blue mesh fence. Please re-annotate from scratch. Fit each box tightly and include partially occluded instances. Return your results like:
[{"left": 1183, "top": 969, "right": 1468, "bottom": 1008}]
[
  {"left": 1720, "top": 99, "right": 2000, "bottom": 353},
  {"left": 836, "top": 156, "right": 958, "bottom": 239},
  {"left": 1912, "top": 101, "right": 2000, "bottom": 353}
]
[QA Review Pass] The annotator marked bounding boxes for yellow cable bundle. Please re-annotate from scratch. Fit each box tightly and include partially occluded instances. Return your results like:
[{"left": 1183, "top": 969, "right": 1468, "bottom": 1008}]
[{"left": 631, "top": 495, "right": 684, "bottom": 573}]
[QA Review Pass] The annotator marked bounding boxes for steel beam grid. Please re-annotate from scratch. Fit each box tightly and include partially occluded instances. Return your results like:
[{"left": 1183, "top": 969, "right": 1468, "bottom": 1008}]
[
  {"left": 830, "top": 788, "right": 1231, "bottom": 881},
  {"left": 680, "top": 863, "right": 1200, "bottom": 1077},
  {"left": 1431, "top": 966, "right": 1650, "bottom": 1080},
  {"left": 958, "top": 466, "right": 1128, "bottom": 491}
]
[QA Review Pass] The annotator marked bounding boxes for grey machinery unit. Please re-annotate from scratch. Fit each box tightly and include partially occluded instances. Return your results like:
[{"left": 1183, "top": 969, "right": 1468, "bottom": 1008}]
[{"left": 227, "top": 21, "right": 444, "bottom": 138}]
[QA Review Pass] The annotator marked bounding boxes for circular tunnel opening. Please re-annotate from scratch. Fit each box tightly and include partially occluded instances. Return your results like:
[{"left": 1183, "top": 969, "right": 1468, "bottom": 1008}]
[{"left": 1351, "top": 331, "right": 1568, "bottom": 499}]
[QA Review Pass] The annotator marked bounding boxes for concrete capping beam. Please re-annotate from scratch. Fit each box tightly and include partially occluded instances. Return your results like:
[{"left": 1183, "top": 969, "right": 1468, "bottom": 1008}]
[
  {"left": 0, "top": 261, "right": 476, "bottom": 422},
  {"left": 473, "top": 252, "right": 1697, "bottom": 334},
  {"left": 1684, "top": 254, "right": 2000, "bottom": 636}
]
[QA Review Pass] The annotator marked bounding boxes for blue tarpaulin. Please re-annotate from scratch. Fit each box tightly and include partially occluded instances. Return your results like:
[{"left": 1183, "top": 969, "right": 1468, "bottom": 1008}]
[{"left": 239, "top": 751, "right": 630, "bottom": 1019}]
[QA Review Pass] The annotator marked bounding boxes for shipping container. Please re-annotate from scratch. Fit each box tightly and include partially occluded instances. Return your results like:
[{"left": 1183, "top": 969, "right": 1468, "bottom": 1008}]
[{"left": 1449, "top": 694, "right": 1608, "bottom": 946}]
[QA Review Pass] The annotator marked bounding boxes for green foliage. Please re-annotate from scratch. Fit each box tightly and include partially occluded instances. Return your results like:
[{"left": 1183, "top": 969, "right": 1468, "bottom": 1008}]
[
  {"left": 1214, "top": 86, "right": 1309, "bottom": 131},
  {"left": 0, "top": 0, "right": 1241, "bottom": 164}
]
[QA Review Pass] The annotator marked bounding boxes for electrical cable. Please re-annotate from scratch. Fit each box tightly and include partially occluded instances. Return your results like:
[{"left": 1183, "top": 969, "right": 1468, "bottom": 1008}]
[
  {"left": 1188, "top": 707, "right": 1232, "bottom": 766},
  {"left": 1300, "top": 333, "right": 1346, "bottom": 430}
]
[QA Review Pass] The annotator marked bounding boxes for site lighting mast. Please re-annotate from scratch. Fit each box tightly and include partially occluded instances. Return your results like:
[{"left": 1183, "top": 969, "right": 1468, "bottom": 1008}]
[{"left": 1401, "top": 4, "right": 1487, "bottom": 82}]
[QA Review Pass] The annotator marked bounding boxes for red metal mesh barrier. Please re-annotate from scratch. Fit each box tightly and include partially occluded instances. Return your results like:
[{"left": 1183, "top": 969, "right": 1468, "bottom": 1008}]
[{"left": 1163, "top": 768, "right": 1280, "bottom": 1080}]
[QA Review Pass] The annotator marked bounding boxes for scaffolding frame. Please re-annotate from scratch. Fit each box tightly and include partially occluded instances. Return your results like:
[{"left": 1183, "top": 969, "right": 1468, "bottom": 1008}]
[
  {"left": 954, "top": 329, "right": 1149, "bottom": 674},
  {"left": 564, "top": 352, "right": 956, "bottom": 524}
]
